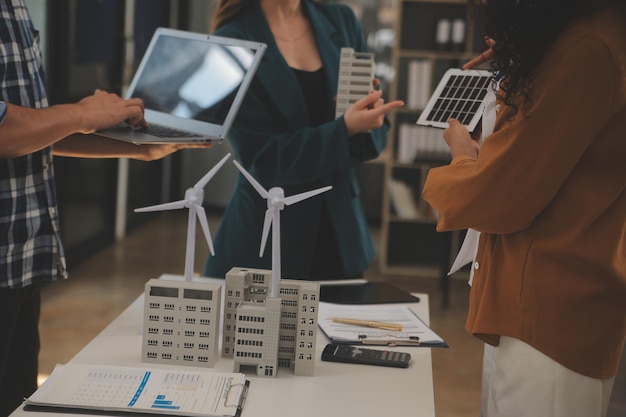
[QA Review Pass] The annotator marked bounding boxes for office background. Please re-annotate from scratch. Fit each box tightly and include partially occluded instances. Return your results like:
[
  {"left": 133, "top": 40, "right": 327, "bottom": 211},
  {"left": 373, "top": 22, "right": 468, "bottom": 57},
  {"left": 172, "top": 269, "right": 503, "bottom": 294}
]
[
  {"left": 22, "top": 1, "right": 625, "bottom": 416},
  {"left": 26, "top": 0, "right": 392, "bottom": 270}
]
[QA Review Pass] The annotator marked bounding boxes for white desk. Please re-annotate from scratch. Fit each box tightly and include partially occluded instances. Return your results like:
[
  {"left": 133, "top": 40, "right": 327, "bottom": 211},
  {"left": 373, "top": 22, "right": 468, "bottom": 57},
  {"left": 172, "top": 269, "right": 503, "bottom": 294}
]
[{"left": 12, "top": 280, "right": 435, "bottom": 417}]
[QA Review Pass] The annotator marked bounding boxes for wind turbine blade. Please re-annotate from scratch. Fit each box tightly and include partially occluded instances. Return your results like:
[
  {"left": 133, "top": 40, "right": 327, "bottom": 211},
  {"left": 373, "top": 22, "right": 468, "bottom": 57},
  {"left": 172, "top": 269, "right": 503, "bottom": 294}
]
[
  {"left": 134, "top": 200, "right": 187, "bottom": 212},
  {"left": 283, "top": 186, "right": 332, "bottom": 206},
  {"left": 233, "top": 160, "right": 268, "bottom": 199},
  {"left": 193, "top": 153, "right": 231, "bottom": 192},
  {"left": 259, "top": 208, "right": 273, "bottom": 257},
  {"left": 195, "top": 205, "right": 215, "bottom": 256}
]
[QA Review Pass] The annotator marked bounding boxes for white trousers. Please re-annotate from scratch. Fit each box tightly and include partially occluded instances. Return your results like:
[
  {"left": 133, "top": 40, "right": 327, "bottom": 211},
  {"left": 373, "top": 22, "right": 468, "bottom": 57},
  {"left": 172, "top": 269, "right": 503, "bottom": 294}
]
[{"left": 481, "top": 336, "right": 615, "bottom": 417}]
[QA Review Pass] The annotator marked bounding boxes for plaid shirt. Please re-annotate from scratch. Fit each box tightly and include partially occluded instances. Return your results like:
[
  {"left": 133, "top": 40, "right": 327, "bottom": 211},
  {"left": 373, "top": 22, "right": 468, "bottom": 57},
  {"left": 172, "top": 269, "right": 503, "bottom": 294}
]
[{"left": 0, "top": 0, "right": 66, "bottom": 288}]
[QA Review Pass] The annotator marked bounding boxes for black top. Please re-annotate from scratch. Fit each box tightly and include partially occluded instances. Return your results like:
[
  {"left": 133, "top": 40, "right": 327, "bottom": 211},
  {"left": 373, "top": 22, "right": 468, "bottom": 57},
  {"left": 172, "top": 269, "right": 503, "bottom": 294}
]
[
  {"left": 291, "top": 66, "right": 331, "bottom": 127},
  {"left": 291, "top": 66, "right": 358, "bottom": 279}
]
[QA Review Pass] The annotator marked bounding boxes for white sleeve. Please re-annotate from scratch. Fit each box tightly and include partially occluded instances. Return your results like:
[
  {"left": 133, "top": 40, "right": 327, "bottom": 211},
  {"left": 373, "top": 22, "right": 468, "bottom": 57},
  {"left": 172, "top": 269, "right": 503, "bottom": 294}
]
[{"left": 448, "top": 78, "right": 500, "bottom": 284}]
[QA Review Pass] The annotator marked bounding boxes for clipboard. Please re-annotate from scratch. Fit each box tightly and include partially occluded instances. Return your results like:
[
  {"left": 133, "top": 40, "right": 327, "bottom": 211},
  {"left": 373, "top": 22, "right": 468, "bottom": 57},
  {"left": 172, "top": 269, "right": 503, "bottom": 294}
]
[
  {"left": 317, "top": 303, "right": 448, "bottom": 348},
  {"left": 24, "top": 364, "right": 250, "bottom": 417}
]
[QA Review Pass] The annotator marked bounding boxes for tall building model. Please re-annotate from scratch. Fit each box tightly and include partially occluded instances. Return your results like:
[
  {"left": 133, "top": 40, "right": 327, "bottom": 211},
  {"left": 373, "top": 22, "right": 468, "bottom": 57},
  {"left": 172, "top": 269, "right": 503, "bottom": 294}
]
[
  {"left": 335, "top": 47, "right": 376, "bottom": 119},
  {"left": 223, "top": 267, "right": 320, "bottom": 377},
  {"left": 231, "top": 297, "right": 282, "bottom": 377}
]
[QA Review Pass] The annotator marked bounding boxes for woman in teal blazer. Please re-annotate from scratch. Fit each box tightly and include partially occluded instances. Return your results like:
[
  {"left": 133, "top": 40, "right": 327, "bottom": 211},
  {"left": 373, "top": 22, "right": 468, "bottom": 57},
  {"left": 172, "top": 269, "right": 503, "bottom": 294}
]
[{"left": 203, "top": 0, "right": 402, "bottom": 280}]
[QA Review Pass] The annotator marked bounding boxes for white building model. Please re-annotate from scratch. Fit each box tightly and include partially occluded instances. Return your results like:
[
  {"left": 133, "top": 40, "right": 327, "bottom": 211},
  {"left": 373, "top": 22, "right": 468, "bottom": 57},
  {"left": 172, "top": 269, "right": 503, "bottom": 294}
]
[
  {"left": 142, "top": 277, "right": 222, "bottom": 368},
  {"left": 335, "top": 47, "right": 375, "bottom": 119},
  {"left": 138, "top": 157, "right": 323, "bottom": 377},
  {"left": 223, "top": 267, "right": 320, "bottom": 377}
]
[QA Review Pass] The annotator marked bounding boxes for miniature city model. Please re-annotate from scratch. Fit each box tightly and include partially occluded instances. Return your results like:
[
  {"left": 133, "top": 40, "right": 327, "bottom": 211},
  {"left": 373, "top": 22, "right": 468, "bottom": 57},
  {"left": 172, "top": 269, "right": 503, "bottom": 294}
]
[
  {"left": 137, "top": 156, "right": 228, "bottom": 368},
  {"left": 223, "top": 267, "right": 320, "bottom": 377},
  {"left": 335, "top": 47, "right": 376, "bottom": 119},
  {"left": 142, "top": 277, "right": 222, "bottom": 368}
]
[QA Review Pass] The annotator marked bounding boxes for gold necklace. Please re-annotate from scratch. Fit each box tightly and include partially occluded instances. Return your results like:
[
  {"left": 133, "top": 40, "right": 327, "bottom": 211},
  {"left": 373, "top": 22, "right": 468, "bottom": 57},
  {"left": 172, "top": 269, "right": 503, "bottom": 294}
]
[{"left": 272, "top": 25, "right": 310, "bottom": 42}]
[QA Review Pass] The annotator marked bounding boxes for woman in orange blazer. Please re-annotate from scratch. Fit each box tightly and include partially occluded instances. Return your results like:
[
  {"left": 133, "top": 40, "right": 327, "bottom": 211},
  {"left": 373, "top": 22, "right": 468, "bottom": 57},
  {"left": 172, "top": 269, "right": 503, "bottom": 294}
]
[{"left": 423, "top": 1, "right": 626, "bottom": 416}]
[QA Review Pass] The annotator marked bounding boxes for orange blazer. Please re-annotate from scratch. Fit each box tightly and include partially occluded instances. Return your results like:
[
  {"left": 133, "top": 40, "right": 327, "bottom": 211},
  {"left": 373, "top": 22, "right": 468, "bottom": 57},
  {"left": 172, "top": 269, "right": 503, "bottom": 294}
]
[{"left": 423, "top": 6, "right": 626, "bottom": 379}]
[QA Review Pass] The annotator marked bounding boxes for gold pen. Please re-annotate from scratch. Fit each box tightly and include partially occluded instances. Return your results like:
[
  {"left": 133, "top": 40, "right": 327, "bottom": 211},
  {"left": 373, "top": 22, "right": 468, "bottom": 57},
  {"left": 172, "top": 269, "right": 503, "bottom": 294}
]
[{"left": 332, "top": 317, "right": 403, "bottom": 332}]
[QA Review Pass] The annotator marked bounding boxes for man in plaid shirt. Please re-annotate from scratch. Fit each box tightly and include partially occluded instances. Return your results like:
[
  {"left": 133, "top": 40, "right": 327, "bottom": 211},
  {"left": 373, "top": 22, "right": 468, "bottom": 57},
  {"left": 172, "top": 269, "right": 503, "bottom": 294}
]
[{"left": 0, "top": 1, "right": 210, "bottom": 414}]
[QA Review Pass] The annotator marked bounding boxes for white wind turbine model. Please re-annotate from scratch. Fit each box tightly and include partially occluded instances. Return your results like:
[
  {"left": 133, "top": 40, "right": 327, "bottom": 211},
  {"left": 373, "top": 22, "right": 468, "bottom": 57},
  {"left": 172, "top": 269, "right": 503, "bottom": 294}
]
[
  {"left": 135, "top": 153, "right": 231, "bottom": 281},
  {"left": 233, "top": 160, "right": 332, "bottom": 297}
]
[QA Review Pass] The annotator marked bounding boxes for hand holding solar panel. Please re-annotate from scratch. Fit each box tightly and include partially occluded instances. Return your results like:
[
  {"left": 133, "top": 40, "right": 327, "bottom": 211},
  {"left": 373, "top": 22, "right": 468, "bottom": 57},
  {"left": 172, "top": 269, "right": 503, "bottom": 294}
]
[{"left": 416, "top": 68, "right": 494, "bottom": 132}]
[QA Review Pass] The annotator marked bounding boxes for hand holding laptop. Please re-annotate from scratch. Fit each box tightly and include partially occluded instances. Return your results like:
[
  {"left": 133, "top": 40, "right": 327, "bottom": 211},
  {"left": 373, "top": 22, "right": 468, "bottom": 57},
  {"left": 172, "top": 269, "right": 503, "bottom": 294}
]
[
  {"left": 55, "top": 129, "right": 213, "bottom": 161},
  {"left": 139, "top": 141, "right": 213, "bottom": 160}
]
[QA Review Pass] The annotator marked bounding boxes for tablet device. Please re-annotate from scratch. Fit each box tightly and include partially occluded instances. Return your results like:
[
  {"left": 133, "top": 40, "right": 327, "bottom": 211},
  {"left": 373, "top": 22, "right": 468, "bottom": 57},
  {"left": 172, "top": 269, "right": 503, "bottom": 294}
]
[{"left": 320, "top": 282, "right": 420, "bottom": 304}]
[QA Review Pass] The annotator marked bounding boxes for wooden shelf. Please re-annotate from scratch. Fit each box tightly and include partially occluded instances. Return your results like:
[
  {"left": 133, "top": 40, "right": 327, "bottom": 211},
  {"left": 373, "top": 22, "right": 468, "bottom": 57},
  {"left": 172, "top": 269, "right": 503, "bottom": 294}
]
[{"left": 379, "top": 0, "right": 483, "bottom": 291}]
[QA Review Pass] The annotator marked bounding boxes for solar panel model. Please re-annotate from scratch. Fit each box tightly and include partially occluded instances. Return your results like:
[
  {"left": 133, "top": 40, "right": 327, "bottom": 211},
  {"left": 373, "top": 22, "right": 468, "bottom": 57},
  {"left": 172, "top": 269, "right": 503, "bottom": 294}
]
[
  {"left": 335, "top": 48, "right": 376, "bottom": 119},
  {"left": 416, "top": 68, "right": 494, "bottom": 132}
]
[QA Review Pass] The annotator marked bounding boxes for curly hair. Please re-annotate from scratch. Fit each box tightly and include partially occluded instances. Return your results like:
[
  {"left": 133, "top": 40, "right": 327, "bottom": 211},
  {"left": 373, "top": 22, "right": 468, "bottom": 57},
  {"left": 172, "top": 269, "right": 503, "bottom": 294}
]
[{"left": 468, "top": 0, "right": 602, "bottom": 115}]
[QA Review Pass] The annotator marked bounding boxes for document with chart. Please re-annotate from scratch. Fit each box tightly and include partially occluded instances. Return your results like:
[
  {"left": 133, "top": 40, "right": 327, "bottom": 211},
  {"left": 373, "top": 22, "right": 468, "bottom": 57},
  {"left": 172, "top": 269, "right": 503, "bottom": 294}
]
[{"left": 24, "top": 364, "right": 249, "bottom": 417}]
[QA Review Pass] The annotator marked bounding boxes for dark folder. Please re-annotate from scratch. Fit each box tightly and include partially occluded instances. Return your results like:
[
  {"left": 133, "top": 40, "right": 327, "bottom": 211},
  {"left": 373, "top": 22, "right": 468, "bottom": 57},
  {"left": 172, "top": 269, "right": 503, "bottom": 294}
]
[{"left": 320, "top": 282, "right": 420, "bottom": 304}]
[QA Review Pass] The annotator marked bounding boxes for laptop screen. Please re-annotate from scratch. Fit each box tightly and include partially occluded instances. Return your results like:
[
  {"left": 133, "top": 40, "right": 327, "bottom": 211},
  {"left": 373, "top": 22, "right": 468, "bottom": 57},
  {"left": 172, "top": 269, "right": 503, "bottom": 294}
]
[{"left": 124, "top": 28, "right": 266, "bottom": 140}]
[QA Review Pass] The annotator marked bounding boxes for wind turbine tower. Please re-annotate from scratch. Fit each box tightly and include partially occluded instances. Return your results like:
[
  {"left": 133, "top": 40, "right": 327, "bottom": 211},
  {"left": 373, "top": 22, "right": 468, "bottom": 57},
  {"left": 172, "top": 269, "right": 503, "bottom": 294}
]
[
  {"left": 232, "top": 160, "right": 331, "bottom": 296},
  {"left": 135, "top": 153, "right": 231, "bottom": 281}
]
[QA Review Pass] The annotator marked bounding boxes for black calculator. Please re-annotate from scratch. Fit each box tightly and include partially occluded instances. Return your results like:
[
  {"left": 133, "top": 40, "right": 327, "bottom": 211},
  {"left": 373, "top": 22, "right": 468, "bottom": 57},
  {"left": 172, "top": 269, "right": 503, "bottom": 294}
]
[{"left": 321, "top": 343, "right": 411, "bottom": 368}]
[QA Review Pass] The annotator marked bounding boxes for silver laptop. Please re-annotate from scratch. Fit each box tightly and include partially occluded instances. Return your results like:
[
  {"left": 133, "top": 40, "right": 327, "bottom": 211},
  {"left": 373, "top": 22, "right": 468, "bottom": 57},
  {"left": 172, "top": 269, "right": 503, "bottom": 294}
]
[{"left": 96, "top": 27, "right": 266, "bottom": 144}]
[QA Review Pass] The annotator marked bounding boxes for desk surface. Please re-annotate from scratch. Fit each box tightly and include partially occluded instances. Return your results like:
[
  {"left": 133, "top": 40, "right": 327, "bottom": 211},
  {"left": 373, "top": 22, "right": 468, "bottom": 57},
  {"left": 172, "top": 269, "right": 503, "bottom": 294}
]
[{"left": 12, "top": 279, "right": 434, "bottom": 417}]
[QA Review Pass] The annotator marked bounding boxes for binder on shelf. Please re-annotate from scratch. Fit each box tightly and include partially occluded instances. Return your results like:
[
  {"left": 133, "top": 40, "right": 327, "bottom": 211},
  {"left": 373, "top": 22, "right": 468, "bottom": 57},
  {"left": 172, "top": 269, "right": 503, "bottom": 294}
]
[
  {"left": 406, "top": 59, "right": 432, "bottom": 110},
  {"left": 318, "top": 302, "right": 448, "bottom": 348},
  {"left": 24, "top": 364, "right": 249, "bottom": 417},
  {"left": 388, "top": 179, "right": 420, "bottom": 220},
  {"left": 415, "top": 125, "right": 449, "bottom": 160},
  {"left": 397, "top": 123, "right": 449, "bottom": 163},
  {"left": 397, "top": 123, "right": 416, "bottom": 163}
]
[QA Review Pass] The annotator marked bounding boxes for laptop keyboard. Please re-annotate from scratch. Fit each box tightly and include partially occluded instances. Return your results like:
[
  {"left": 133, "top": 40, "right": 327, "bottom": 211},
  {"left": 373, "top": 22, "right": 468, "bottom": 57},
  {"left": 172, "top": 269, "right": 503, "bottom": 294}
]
[{"left": 139, "top": 124, "right": 202, "bottom": 138}]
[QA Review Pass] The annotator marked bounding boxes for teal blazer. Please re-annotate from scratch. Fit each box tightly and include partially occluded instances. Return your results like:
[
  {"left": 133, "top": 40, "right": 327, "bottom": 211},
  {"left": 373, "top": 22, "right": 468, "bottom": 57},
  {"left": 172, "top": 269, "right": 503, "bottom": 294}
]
[{"left": 203, "top": 0, "right": 391, "bottom": 279}]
